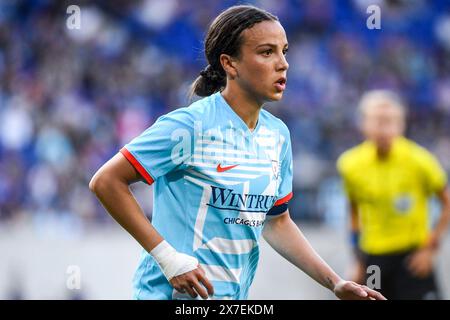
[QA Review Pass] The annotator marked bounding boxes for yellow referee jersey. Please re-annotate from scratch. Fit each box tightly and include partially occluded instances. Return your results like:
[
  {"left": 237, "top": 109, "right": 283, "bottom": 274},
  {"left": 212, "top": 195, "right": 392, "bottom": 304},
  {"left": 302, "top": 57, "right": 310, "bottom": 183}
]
[{"left": 337, "top": 137, "right": 447, "bottom": 255}]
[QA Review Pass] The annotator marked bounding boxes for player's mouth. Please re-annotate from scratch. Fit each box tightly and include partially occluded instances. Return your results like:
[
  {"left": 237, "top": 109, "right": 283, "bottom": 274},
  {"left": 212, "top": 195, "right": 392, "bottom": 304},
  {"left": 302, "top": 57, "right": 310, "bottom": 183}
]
[{"left": 274, "top": 77, "right": 287, "bottom": 92}]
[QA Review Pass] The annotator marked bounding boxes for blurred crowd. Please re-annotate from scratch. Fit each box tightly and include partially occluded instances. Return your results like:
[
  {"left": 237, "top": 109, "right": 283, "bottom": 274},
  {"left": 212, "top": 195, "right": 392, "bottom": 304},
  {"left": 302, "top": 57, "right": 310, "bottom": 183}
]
[{"left": 1, "top": 0, "right": 450, "bottom": 228}]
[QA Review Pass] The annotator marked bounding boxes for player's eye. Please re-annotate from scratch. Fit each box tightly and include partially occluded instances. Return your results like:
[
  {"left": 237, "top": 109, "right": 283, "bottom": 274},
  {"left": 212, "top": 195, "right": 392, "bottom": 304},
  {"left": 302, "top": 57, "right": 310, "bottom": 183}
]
[
  {"left": 283, "top": 48, "right": 289, "bottom": 56},
  {"left": 262, "top": 49, "right": 273, "bottom": 56}
]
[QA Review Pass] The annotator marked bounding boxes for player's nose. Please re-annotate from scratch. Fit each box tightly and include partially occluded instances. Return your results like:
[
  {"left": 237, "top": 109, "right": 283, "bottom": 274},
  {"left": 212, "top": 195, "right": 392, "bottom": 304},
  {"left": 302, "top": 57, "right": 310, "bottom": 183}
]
[{"left": 276, "top": 52, "right": 289, "bottom": 71}]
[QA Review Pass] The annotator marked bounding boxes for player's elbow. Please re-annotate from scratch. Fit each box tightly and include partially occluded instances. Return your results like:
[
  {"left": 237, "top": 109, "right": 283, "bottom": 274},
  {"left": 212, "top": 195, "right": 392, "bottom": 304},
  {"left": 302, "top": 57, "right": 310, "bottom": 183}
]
[
  {"left": 89, "top": 170, "right": 110, "bottom": 196},
  {"left": 89, "top": 172, "right": 100, "bottom": 195}
]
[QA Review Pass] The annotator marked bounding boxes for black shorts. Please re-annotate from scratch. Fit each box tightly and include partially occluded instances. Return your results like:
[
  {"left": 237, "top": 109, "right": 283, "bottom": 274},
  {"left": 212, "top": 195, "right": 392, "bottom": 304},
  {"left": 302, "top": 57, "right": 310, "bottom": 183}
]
[{"left": 362, "top": 249, "right": 441, "bottom": 300}]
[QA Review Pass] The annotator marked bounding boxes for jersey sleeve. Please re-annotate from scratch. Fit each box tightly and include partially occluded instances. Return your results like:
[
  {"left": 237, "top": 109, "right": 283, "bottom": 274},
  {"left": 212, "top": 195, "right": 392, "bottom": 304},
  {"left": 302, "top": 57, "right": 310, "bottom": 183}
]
[
  {"left": 120, "top": 108, "right": 194, "bottom": 184},
  {"left": 417, "top": 148, "right": 448, "bottom": 195},
  {"left": 336, "top": 154, "right": 357, "bottom": 202},
  {"left": 267, "top": 129, "right": 293, "bottom": 216}
]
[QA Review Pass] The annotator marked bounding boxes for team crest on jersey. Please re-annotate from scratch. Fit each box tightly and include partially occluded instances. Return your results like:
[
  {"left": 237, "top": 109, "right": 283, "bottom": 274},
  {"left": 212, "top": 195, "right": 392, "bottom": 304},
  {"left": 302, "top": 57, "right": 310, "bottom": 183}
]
[{"left": 394, "top": 194, "right": 413, "bottom": 213}]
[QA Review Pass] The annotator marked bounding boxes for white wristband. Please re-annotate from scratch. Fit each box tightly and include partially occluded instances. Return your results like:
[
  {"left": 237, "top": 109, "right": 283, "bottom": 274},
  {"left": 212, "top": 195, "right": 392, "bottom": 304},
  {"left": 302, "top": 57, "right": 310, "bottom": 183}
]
[{"left": 150, "top": 240, "right": 199, "bottom": 281}]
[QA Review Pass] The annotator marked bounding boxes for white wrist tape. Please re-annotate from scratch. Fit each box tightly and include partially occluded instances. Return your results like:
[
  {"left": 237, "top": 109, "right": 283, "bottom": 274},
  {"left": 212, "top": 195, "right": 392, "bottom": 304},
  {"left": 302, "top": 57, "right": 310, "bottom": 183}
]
[{"left": 150, "top": 240, "right": 199, "bottom": 281}]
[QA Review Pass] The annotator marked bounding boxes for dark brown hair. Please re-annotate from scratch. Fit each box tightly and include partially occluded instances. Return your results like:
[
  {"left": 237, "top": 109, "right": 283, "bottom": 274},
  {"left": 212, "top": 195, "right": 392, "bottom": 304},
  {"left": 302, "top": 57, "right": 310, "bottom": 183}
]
[{"left": 190, "top": 5, "right": 278, "bottom": 98}]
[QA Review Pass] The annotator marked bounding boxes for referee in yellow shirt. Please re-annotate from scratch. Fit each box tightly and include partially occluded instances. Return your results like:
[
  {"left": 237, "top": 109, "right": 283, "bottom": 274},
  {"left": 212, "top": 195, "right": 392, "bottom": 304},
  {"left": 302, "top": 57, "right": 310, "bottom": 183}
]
[{"left": 337, "top": 90, "right": 450, "bottom": 299}]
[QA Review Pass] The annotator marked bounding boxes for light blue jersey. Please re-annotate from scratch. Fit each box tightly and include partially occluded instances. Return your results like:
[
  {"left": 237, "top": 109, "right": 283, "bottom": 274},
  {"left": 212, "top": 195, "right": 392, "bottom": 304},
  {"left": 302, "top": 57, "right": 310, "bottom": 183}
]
[{"left": 121, "top": 92, "right": 293, "bottom": 300}]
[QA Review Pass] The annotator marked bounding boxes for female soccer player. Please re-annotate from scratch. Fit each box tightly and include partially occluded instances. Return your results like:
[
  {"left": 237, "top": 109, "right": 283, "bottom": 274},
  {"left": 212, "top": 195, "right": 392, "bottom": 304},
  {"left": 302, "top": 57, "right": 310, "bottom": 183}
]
[{"left": 89, "top": 5, "right": 385, "bottom": 300}]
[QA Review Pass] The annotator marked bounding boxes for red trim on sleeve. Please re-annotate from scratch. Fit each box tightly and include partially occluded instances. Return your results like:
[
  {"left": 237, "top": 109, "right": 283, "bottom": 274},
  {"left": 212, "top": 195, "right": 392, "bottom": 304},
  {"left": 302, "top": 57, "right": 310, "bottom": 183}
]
[
  {"left": 274, "top": 192, "right": 293, "bottom": 206},
  {"left": 120, "top": 147, "right": 154, "bottom": 185}
]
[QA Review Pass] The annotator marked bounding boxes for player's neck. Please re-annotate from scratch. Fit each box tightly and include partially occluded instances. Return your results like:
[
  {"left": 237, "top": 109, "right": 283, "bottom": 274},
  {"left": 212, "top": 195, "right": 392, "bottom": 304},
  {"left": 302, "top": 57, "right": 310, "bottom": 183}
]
[
  {"left": 376, "top": 145, "right": 392, "bottom": 159},
  {"left": 375, "top": 137, "right": 400, "bottom": 159},
  {"left": 221, "top": 86, "right": 262, "bottom": 132}
]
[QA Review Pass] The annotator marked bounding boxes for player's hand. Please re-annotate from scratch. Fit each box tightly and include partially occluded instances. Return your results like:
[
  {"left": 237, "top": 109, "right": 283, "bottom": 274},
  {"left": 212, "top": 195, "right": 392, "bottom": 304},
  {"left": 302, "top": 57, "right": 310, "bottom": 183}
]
[
  {"left": 170, "top": 264, "right": 214, "bottom": 299},
  {"left": 406, "top": 247, "right": 435, "bottom": 278},
  {"left": 333, "top": 279, "right": 386, "bottom": 300}
]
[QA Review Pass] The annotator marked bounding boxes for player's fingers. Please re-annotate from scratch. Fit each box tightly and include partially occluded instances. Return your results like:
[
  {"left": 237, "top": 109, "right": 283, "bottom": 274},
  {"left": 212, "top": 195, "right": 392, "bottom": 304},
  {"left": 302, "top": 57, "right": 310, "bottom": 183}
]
[
  {"left": 409, "top": 254, "right": 423, "bottom": 268},
  {"left": 362, "top": 286, "right": 387, "bottom": 300},
  {"left": 405, "top": 253, "right": 421, "bottom": 271},
  {"left": 197, "top": 272, "right": 214, "bottom": 297},
  {"left": 407, "top": 257, "right": 420, "bottom": 274},
  {"left": 409, "top": 260, "right": 424, "bottom": 277},
  {"left": 190, "top": 278, "right": 209, "bottom": 300},
  {"left": 170, "top": 279, "right": 185, "bottom": 293},
  {"left": 176, "top": 287, "right": 186, "bottom": 293},
  {"left": 196, "top": 264, "right": 207, "bottom": 277},
  {"left": 173, "top": 283, "right": 186, "bottom": 293},
  {"left": 414, "top": 266, "right": 429, "bottom": 279},
  {"left": 183, "top": 283, "right": 198, "bottom": 299},
  {"left": 349, "top": 282, "right": 368, "bottom": 298},
  {"left": 196, "top": 264, "right": 214, "bottom": 296},
  {"left": 412, "top": 262, "right": 423, "bottom": 273},
  {"left": 405, "top": 253, "right": 413, "bottom": 264}
]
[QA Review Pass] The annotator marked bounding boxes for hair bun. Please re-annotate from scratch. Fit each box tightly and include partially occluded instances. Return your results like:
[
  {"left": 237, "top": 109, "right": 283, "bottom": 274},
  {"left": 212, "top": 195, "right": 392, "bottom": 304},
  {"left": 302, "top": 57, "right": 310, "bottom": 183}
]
[{"left": 199, "top": 65, "right": 223, "bottom": 82}]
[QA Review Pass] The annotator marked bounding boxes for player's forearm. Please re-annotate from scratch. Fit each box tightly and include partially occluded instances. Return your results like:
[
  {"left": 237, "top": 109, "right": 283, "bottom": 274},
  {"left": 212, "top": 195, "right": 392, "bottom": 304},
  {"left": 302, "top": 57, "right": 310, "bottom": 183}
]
[
  {"left": 89, "top": 172, "right": 163, "bottom": 253},
  {"left": 349, "top": 201, "right": 359, "bottom": 232},
  {"left": 429, "top": 187, "right": 450, "bottom": 249},
  {"left": 347, "top": 202, "right": 364, "bottom": 260},
  {"left": 262, "top": 212, "right": 342, "bottom": 291}
]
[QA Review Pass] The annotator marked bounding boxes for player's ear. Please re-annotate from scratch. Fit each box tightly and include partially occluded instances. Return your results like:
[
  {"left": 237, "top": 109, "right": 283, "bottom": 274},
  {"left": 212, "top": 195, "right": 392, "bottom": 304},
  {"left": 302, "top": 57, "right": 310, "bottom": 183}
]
[{"left": 220, "top": 53, "right": 238, "bottom": 79}]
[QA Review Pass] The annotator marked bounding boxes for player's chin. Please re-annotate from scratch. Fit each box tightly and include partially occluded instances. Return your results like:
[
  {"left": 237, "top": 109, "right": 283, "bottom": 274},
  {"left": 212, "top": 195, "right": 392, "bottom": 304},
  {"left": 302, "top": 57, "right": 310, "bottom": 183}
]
[{"left": 267, "top": 91, "right": 284, "bottom": 102}]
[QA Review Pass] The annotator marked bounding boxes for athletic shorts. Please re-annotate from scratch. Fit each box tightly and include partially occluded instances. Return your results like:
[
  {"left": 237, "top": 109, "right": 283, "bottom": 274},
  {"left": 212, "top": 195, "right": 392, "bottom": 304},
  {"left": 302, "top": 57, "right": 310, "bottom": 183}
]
[{"left": 362, "top": 248, "right": 441, "bottom": 300}]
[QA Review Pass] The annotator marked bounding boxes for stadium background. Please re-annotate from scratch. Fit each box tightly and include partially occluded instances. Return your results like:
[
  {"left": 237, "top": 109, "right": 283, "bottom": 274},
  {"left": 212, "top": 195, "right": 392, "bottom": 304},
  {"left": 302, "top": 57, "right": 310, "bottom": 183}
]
[{"left": 0, "top": 0, "right": 449, "bottom": 299}]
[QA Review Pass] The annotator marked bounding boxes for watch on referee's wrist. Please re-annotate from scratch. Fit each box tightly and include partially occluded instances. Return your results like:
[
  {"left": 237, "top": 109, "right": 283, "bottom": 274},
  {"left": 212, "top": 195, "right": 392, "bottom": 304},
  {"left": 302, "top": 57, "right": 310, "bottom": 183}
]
[{"left": 350, "top": 231, "right": 359, "bottom": 248}]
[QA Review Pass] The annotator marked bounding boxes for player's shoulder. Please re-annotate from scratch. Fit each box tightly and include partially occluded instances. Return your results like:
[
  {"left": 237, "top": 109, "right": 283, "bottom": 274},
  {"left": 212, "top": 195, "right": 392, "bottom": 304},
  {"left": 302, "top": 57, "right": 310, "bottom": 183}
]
[
  {"left": 260, "top": 108, "right": 290, "bottom": 137},
  {"left": 400, "top": 137, "right": 438, "bottom": 164},
  {"left": 337, "top": 142, "right": 370, "bottom": 173}
]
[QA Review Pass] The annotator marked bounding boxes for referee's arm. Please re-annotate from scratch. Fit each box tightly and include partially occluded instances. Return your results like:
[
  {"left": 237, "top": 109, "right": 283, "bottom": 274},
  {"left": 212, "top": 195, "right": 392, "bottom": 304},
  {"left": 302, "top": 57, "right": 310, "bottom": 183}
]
[{"left": 429, "top": 186, "right": 450, "bottom": 250}]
